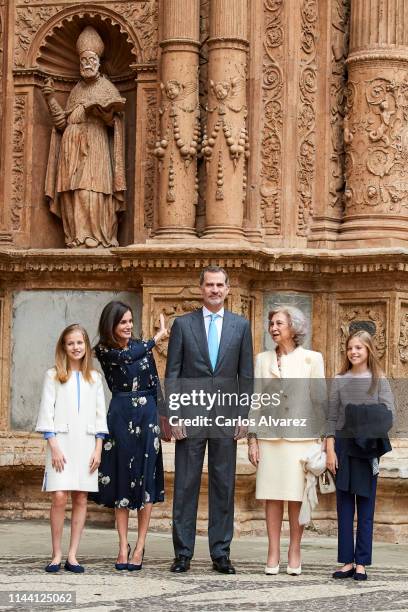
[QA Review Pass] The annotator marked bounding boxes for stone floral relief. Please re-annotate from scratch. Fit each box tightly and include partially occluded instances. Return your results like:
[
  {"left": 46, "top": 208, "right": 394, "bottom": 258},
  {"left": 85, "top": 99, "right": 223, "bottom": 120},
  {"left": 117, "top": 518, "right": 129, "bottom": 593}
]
[
  {"left": 11, "top": 95, "right": 27, "bottom": 231},
  {"left": 339, "top": 303, "right": 387, "bottom": 364},
  {"left": 202, "top": 67, "right": 250, "bottom": 203},
  {"left": 260, "top": 0, "right": 283, "bottom": 235},
  {"left": 196, "top": 0, "right": 209, "bottom": 229},
  {"left": 144, "top": 89, "right": 158, "bottom": 230},
  {"left": 344, "top": 73, "right": 408, "bottom": 214},
  {"left": 154, "top": 78, "right": 200, "bottom": 204},
  {"left": 398, "top": 304, "right": 408, "bottom": 364},
  {"left": 14, "top": 5, "right": 59, "bottom": 67},
  {"left": 297, "top": 0, "right": 318, "bottom": 237},
  {"left": 152, "top": 299, "right": 202, "bottom": 361},
  {"left": 111, "top": 1, "right": 158, "bottom": 63},
  {"left": 329, "top": 0, "right": 350, "bottom": 212},
  {"left": 239, "top": 295, "right": 255, "bottom": 335}
]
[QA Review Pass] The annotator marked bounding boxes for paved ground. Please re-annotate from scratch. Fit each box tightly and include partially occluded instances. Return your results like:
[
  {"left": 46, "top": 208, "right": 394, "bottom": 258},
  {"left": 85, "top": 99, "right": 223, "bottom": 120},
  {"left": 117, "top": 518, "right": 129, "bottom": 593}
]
[{"left": 0, "top": 520, "right": 407, "bottom": 611}]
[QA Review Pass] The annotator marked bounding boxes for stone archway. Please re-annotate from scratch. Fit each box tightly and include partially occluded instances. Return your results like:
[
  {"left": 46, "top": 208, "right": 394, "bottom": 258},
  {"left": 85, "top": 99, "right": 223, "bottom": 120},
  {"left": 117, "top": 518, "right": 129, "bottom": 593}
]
[{"left": 34, "top": 12, "right": 138, "bottom": 78}]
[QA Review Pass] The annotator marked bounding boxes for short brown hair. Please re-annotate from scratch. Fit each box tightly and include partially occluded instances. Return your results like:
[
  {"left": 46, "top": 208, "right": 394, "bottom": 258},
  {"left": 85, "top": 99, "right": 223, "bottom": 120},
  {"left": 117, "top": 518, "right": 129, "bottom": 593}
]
[{"left": 199, "top": 266, "right": 229, "bottom": 286}]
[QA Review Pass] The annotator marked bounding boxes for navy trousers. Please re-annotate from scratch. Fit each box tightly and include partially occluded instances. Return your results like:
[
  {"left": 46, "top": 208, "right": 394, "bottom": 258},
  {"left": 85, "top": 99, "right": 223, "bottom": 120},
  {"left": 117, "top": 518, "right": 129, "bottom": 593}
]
[{"left": 336, "top": 474, "right": 377, "bottom": 565}]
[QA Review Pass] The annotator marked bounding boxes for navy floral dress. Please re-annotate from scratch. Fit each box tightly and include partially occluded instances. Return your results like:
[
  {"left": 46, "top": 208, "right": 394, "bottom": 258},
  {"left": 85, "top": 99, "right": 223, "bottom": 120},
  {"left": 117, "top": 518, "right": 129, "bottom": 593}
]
[{"left": 90, "top": 338, "right": 165, "bottom": 510}]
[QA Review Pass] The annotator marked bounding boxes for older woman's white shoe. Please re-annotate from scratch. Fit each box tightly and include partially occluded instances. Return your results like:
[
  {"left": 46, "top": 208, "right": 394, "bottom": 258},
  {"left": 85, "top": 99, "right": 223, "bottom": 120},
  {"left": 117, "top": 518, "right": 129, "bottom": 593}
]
[
  {"left": 265, "top": 564, "right": 280, "bottom": 575},
  {"left": 286, "top": 565, "right": 302, "bottom": 576}
]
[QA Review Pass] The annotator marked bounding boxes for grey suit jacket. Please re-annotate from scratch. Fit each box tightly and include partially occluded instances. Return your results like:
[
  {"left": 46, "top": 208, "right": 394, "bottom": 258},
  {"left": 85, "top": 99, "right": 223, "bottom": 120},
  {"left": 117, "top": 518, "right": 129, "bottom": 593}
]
[{"left": 165, "top": 308, "right": 254, "bottom": 422}]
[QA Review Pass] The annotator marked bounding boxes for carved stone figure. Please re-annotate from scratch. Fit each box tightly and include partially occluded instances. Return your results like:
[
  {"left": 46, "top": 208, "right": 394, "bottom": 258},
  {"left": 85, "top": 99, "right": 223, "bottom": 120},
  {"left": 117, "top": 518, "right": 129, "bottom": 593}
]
[{"left": 43, "top": 26, "right": 126, "bottom": 248}]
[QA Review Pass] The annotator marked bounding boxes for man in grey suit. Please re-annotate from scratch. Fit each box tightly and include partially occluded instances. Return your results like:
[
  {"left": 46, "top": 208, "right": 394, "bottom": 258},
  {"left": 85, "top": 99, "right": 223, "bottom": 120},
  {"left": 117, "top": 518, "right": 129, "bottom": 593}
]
[{"left": 165, "top": 266, "right": 253, "bottom": 574}]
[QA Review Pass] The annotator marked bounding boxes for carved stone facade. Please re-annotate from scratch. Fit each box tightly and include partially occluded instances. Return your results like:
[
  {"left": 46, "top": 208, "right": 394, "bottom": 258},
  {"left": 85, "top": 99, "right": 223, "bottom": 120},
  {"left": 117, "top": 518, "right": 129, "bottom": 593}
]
[
  {"left": 340, "top": 0, "right": 408, "bottom": 246},
  {"left": 259, "top": 0, "right": 284, "bottom": 236},
  {"left": 296, "top": 0, "right": 318, "bottom": 237},
  {"left": 0, "top": 0, "right": 407, "bottom": 541}
]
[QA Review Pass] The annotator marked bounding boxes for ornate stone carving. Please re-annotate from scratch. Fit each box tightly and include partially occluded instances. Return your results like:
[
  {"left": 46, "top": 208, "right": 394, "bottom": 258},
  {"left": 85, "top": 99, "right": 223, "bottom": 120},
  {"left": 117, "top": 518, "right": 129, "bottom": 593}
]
[
  {"left": 239, "top": 294, "right": 255, "bottom": 335},
  {"left": 339, "top": 303, "right": 386, "bottom": 360},
  {"left": 340, "top": 0, "right": 408, "bottom": 243},
  {"left": 42, "top": 27, "right": 126, "bottom": 248},
  {"left": 202, "top": 69, "right": 249, "bottom": 207},
  {"left": 112, "top": 1, "right": 158, "bottom": 64},
  {"left": 344, "top": 74, "right": 408, "bottom": 214},
  {"left": 260, "top": 0, "right": 283, "bottom": 235},
  {"left": 297, "top": 0, "right": 318, "bottom": 237},
  {"left": 14, "top": 3, "right": 157, "bottom": 70},
  {"left": 202, "top": 76, "right": 249, "bottom": 169},
  {"left": 154, "top": 0, "right": 199, "bottom": 238},
  {"left": 0, "top": 6, "right": 7, "bottom": 240},
  {"left": 11, "top": 95, "right": 27, "bottom": 231},
  {"left": 154, "top": 79, "right": 200, "bottom": 169},
  {"left": 196, "top": 0, "right": 210, "bottom": 231},
  {"left": 144, "top": 90, "right": 158, "bottom": 230},
  {"left": 399, "top": 308, "right": 408, "bottom": 363},
  {"left": 14, "top": 5, "right": 59, "bottom": 67},
  {"left": 0, "top": 8, "right": 3, "bottom": 140},
  {"left": 153, "top": 299, "right": 202, "bottom": 358},
  {"left": 329, "top": 0, "right": 350, "bottom": 211},
  {"left": 203, "top": 0, "right": 249, "bottom": 239}
]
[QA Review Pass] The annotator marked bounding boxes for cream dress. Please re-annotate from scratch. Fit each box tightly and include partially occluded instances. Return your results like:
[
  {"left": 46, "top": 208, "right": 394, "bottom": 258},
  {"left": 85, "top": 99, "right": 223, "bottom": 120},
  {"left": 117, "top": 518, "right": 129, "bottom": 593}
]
[{"left": 249, "top": 346, "right": 326, "bottom": 501}]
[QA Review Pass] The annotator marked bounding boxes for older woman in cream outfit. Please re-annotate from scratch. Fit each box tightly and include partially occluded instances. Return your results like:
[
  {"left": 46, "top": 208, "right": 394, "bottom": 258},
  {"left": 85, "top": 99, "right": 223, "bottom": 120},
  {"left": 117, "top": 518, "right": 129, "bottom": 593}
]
[{"left": 248, "top": 305, "right": 326, "bottom": 576}]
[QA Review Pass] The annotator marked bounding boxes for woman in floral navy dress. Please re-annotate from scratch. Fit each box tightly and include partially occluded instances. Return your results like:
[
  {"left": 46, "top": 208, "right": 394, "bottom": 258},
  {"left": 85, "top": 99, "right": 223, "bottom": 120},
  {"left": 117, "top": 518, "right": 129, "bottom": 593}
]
[{"left": 90, "top": 301, "right": 169, "bottom": 571}]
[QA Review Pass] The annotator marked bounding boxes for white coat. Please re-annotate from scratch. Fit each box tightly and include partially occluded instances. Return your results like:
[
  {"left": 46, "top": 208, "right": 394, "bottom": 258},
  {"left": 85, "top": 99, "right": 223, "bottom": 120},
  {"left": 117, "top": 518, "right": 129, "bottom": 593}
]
[
  {"left": 36, "top": 368, "right": 108, "bottom": 492},
  {"left": 248, "top": 346, "right": 327, "bottom": 440}
]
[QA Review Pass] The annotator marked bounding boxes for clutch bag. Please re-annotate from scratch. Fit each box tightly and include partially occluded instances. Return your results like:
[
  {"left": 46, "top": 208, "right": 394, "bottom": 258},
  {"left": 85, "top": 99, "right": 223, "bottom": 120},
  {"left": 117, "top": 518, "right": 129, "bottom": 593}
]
[{"left": 318, "top": 469, "right": 336, "bottom": 494}]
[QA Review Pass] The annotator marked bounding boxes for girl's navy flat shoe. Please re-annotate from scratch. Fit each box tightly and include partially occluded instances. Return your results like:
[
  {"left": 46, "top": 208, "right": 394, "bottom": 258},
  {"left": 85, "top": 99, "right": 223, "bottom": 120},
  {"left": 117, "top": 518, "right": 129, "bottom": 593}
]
[
  {"left": 354, "top": 571, "right": 368, "bottom": 581},
  {"left": 64, "top": 561, "right": 84, "bottom": 573},
  {"left": 45, "top": 562, "right": 61, "bottom": 573},
  {"left": 332, "top": 568, "right": 355, "bottom": 579}
]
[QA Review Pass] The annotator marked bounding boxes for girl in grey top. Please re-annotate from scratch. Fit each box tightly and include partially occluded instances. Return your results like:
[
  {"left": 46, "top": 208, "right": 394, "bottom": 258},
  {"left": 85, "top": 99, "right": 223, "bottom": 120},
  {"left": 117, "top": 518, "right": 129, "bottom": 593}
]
[
  {"left": 326, "top": 330, "right": 393, "bottom": 582},
  {"left": 327, "top": 371, "right": 394, "bottom": 437}
]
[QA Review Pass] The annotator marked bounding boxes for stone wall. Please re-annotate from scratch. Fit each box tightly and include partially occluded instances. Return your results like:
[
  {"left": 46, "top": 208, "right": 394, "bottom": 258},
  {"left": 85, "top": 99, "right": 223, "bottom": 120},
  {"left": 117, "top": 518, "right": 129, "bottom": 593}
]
[{"left": 0, "top": 0, "right": 407, "bottom": 541}]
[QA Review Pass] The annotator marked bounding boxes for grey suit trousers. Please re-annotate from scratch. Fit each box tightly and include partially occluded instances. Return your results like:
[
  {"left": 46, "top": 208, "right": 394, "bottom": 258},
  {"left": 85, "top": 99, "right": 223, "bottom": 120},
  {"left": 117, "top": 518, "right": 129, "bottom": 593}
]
[{"left": 172, "top": 436, "right": 237, "bottom": 560}]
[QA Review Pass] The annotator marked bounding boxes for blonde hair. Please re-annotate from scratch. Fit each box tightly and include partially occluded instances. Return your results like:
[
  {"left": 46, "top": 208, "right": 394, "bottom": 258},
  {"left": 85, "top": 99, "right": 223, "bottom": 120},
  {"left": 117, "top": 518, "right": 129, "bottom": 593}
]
[
  {"left": 55, "top": 324, "right": 94, "bottom": 384},
  {"left": 339, "top": 330, "right": 383, "bottom": 394}
]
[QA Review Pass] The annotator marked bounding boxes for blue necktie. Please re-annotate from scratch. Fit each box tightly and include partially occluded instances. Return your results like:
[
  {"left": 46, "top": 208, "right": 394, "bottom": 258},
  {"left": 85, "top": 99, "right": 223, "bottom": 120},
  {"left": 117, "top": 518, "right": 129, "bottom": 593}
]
[{"left": 208, "top": 314, "right": 220, "bottom": 370}]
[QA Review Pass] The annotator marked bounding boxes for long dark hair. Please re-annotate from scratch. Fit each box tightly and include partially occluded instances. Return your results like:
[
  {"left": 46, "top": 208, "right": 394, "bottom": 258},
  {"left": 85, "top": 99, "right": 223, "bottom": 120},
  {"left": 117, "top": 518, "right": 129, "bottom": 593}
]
[{"left": 96, "top": 301, "right": 133, "bottom": 348}]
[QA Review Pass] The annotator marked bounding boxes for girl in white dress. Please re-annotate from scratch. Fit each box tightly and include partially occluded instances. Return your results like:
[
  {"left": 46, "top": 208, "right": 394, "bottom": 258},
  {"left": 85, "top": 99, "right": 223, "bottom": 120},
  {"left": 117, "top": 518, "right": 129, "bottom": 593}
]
[{"left": 36, "top": 324, "right": 108, "bottom": 573}]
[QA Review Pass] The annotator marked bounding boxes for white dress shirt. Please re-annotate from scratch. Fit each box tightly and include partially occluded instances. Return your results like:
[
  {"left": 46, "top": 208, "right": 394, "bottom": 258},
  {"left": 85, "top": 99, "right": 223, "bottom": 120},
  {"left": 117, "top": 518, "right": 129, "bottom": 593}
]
[{"left": 202, "top": 306, "right": 224, "bottom": 343}]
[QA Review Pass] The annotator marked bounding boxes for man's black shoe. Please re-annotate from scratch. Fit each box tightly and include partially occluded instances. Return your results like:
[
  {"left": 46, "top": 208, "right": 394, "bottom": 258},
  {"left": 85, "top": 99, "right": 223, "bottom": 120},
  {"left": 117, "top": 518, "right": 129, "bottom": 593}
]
[
  {"left": 212, "top": 556, "right": 236, "bottom": 574},
  {"left": 170, "top": 556, "right": 190, "bottom": 573}
]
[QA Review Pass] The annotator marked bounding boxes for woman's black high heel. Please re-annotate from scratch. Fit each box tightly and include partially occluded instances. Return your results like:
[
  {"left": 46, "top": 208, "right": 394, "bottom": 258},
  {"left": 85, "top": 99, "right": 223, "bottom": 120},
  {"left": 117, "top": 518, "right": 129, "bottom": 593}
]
[
  {"left": 127, "top": 548, "right": 145, "bottom": 571},
  {"left": 115, "top": 543, "right": 131, "bottom": 571}
]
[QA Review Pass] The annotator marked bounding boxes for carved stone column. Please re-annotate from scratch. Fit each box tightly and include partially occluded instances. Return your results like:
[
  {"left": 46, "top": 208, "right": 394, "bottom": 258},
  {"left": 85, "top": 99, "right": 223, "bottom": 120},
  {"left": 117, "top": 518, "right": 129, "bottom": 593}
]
[
  {"left": 202, "top": 0, "right": 249, "bottom": 240},
  {"left": 0, "top": 3, "right": 12, "bottom": 244},
  {"left": 154, "top": 0, "right": 200, "bottom": 239},
  {"left": 340, "top": 0, "right": 408, "bottom": 246}
]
